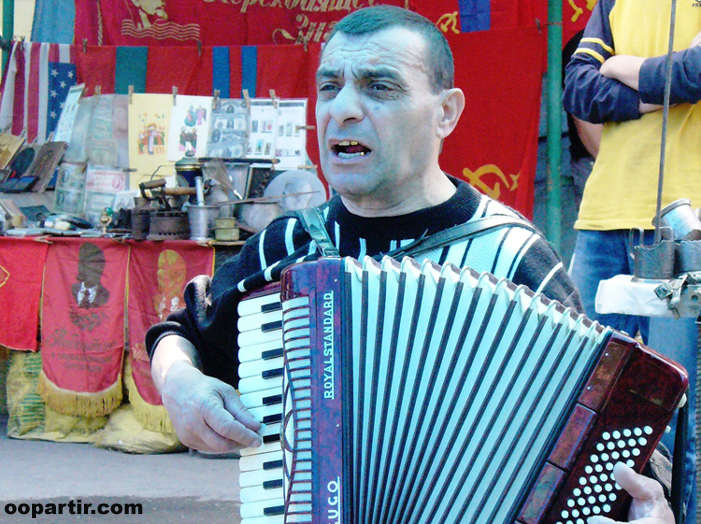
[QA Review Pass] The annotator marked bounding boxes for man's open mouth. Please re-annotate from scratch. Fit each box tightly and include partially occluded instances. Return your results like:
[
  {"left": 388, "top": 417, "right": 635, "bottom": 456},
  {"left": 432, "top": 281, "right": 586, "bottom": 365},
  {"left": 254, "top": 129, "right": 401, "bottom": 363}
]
[{"left": 333, "top": 140, "right": 372, "bottom": 159}]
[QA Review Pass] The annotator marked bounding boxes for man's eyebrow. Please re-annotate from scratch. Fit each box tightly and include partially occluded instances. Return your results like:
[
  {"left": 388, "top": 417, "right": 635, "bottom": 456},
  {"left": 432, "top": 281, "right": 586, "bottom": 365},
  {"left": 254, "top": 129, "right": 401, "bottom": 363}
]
[
  {"left": 316, "top": 66, "right": 405, "bottom": 83},
  {"left": 316, "top": 67, "right": 341, "bottom": 82}
]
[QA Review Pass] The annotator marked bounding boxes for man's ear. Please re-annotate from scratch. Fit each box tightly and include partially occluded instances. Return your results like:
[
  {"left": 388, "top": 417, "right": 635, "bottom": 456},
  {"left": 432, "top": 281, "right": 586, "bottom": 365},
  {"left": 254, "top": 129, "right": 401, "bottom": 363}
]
[{"left": 436, "top": 88, "right": 466, "bottom": 140}]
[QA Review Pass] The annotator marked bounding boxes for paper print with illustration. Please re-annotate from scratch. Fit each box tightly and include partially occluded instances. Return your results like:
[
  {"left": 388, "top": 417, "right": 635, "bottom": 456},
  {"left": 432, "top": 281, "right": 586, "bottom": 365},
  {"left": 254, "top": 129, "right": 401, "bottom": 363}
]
[{"left": 166, "top": 95, "right": 212, "bottom": 162}]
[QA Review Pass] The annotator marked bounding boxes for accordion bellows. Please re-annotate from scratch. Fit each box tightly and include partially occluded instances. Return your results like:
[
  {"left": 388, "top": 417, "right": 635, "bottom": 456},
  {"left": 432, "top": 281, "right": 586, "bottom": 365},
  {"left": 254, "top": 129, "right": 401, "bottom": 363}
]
[{"left": 237, "top": 256, "right": 688, "bottom": 524}]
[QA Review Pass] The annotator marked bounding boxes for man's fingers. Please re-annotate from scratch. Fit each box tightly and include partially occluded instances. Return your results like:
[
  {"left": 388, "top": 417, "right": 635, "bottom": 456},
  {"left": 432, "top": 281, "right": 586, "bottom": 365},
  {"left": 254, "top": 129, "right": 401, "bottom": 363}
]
[
  {"left": 202, "top": 396, "right": 263, "bottom": 449},
  {"left": 221, "top": 390, "right": 263, "bottom": 432},
  {"left": 612, "top": 463, "right": 662, "bottom": 501}
]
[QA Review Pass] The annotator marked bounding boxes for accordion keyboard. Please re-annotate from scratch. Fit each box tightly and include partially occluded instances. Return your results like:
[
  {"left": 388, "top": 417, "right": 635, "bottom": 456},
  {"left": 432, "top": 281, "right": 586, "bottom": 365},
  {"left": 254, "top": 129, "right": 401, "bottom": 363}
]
[{"left": 237, "top": 286, "right": 286, "bottom": 524}]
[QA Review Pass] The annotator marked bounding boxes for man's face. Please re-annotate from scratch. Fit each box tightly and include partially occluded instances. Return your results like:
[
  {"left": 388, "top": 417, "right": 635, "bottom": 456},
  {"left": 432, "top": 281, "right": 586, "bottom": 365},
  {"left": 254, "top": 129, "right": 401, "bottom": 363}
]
[
  {"left": 316, "top": 28, "right": 444, "bottom": 211},
  {"left": 136, "top": 0, "right": 166, "bottom": 17}
]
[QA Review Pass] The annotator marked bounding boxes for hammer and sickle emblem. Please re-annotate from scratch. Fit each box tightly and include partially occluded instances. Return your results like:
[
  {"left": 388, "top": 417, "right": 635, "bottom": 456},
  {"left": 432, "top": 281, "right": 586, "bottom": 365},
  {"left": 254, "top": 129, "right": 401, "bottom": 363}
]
[
  {"left": 0, "top": 264, "right": 9, "bottom": 290},
  {"left": 462, "top": 164, "right": 520, "bottom": 200},
  {"left": 568, "top": 0, "right": 584, "bottom": 22},
  {"left": 437, "top": 12, "right": 460, "bottom": 35}
]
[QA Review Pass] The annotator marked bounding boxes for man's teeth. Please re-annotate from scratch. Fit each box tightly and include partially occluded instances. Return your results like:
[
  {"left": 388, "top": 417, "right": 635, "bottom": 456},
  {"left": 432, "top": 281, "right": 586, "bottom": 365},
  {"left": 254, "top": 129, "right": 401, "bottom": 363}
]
[
  {"left": 338, "top": 151, "right": 367, "bottom": 158},
  {"left": 335, "top": 140, "right": 369, "bottom": 158}
]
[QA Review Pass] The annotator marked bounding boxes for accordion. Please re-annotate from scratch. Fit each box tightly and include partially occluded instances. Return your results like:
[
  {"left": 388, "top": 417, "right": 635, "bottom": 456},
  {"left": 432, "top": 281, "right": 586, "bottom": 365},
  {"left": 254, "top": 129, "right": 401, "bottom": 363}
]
[{"left": 236, "top": 256, "right": 688, "bottom": 524}]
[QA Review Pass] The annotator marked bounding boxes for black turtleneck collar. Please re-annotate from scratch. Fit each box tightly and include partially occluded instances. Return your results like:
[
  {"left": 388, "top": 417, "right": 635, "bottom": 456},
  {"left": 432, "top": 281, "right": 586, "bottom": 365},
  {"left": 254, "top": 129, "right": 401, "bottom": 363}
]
[{"left": 326, "top": 176, "right": 483, "bottom": 241}]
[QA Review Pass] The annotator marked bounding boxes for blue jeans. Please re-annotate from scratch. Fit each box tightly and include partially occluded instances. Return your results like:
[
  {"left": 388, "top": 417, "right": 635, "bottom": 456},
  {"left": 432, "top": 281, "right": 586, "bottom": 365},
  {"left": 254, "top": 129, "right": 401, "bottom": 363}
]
[
  {"left": 569, "top": 229, "right": 650, "bottom": 341},
  {"left": 570, "top": 230, "right": 696, "bottom": 522}
]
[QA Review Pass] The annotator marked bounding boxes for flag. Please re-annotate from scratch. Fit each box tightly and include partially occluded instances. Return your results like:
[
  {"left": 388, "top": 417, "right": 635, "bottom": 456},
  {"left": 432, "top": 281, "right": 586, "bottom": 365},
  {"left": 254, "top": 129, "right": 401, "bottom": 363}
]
[
  {"left": 0, "top": 238, "right": 49, "bottom": 351},
  {"left": 444, "top": 26, "right": 546, "bottom": 218},
  {"left": 31, "top": 0, "right": 75, "bottom": 44},
  {"left": 39, "top": 238, "right": 128, "bottom": 417},
  {"left": 145, "top": 46, "right": 213, "bottom": 96},
  {"left": 115, "top": 46, "right": 148, "bottom": 94},
  {"left": 0, "top": 42, "right": 76, "bottom": 145},
  {"left": 75, "top": 45, "right": 116, "bottom": 96},
  {"left": 126, "top": 240, "right": 214, "bottom": 431}
]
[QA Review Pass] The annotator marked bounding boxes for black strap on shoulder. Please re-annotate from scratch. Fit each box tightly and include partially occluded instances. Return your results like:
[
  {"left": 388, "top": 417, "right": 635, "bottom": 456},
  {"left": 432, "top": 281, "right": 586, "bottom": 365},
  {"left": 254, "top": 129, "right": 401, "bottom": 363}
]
[
  {"left": 296, "top": 206, "right": 536, "bottom": 261},
  {"left": 296, "top": 206, "right": 340, "bottom": 258},
  {"left": 380, "top": 215, "right": 538, "bottom": 260}
]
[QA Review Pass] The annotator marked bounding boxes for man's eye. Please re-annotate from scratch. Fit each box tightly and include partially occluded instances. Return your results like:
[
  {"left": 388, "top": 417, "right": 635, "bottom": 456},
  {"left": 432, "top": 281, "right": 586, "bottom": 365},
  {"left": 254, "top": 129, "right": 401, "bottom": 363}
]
[{"left": 318, "top": 83, "right": 339, "bottom": 93}]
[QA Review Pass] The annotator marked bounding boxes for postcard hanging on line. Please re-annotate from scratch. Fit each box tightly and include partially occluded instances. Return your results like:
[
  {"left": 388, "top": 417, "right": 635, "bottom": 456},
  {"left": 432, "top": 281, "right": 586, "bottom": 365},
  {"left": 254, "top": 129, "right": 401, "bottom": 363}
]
[
  {"left": 166, "top": 95, "right": 212, "bottom": 162},
  {"left": 207, "top": 99, "right": 249, "bottom": 158},
  {"left": 53, "top": 84, "right": 85, "bottom": 143},
  {"left": 128, "top": 94, "right": 173, "bottom": 190}
]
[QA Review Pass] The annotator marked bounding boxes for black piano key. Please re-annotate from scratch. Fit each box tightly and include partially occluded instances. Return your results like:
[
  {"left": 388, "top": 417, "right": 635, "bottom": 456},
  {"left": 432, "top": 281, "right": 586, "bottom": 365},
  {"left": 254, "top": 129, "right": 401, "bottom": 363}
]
[
  {"left": 263, "top": 413, "right": 283, "bottom": 424},
  {"left": 263, "top": 459, "right": 283, "bottom": 470},
  {"left": 262, "top": 368, "right": 284, "bottom": 379},
  {"left": 263, "top": 433, "right": 281, "bottom": 445},
  {"left": 261, "top": 302, "right": 282, "bottom": 313},
  {"left": 261, "top": 320, "right": 283, "bottom": 332},
  {"left": 263, "top": 394, "right": 282, "bottom": 406},
  {"left": 263, "top": 479, "right": 283, "bottom": 490},
  {"left": 264, "top": 505, "right": 285, "bottom": 516},
  {"left": 262, "top": 348, "right": 284, "bottom": 360}
]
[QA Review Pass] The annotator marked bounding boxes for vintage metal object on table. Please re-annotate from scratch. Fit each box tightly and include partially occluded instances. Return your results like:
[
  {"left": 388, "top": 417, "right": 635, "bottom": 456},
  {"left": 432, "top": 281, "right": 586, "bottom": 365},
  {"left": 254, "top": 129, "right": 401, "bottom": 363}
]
[
  {"left": 213, "top": 217, "right": 240, "bottom": 242},
  {"left": 630, "top": 227, "right": 675, "bottom": 281},
  {"left": 187, "top": 205, "right": 218, "bottom": 241},
  {"left": 653, "top": 198, "right": 701, "bottom": 241}
]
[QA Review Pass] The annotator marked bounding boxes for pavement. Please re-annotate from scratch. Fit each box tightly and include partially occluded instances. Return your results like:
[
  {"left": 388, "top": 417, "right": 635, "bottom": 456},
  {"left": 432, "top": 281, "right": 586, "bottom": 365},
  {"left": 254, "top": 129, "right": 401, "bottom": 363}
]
[{"left": 0, "top": 414, "right": 242, "bottom": 524}]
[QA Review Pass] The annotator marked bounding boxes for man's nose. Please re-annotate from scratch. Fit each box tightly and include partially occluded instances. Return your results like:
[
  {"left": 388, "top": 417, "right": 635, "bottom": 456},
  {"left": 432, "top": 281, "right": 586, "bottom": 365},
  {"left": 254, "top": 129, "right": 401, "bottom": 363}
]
[{"left": 328, "top": 85, "right": 364, "bottom": 124}]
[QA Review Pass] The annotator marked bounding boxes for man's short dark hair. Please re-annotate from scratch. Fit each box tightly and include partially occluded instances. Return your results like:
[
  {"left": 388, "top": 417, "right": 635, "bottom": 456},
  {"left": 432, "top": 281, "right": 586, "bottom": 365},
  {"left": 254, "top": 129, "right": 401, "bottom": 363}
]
[{"left": 328, "top": 6, "right": 454, "bottom": 94}]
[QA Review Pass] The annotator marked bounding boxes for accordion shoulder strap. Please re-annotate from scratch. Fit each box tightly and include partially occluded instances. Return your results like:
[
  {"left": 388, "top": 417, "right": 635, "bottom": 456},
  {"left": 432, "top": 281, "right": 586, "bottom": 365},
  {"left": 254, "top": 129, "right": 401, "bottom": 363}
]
[
  {"left": 297, "top": 204, "right": 536, "bottom": 261},
  {"left": 296, "top": 206, "right": 341, "bottom": 258},
  {"left": 381, "top": 215, "right": 538, "bottom": 260}
]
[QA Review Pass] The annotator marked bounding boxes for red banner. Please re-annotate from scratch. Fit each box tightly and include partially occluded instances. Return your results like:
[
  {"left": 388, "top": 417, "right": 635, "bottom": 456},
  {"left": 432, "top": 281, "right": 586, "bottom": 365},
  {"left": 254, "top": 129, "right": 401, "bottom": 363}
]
[
  {"left": 444, "top": 26, "right": 545, "bottom": 217},
  {"left": 563, "top": 0, "right": 596, "bottom": 49},
  {"left": 126, "top": 240, "right": 214, "bottom": 430},
  {"left": 73, "top": 0, "right": 544, "bottom": 47},
  {"left": 0, "top": 238, "right": 49, "bottom": 351},
  {"left": 39, "top": 238, "right": 128, "bottom": 417}
]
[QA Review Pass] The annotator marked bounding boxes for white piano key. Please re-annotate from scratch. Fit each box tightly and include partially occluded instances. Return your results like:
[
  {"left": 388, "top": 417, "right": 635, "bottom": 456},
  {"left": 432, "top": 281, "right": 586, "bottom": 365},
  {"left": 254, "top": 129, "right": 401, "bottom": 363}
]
[
  {"left": 240, "top": 423, "right": 282, "bottom": 457},
  {"left": 238, "top": 373, "right": 283, "bottom": 395},
  {"left": 239, "top": 357, "right": 284, "bottom": 379},
  {"left": 241, "top": 499, "right": 285, "bottom": 519},
  {"left": 239, "top": 339, "right": 283, "bottom": 363},
  {"left": 238, "top": 309, "right": 283, "bottom": 333},
  {"left": 248, "top": 404, "right": 283, "bottom": 425},
  {"left": 240, "top": 387, "right": 283, "bottom": 410},
  {"left": 240, "top": 484, "right": 284, "bottom": 504},
  {"left": 239, "top": 467, "right": 283, "bottom": 488},
  {"left": 238, "top": 292, "right": 281, "bottom": 317},
  {"left": 241, "top": 515, "right": 285, "bottom": 524},
  {"left": 240, "top": 449, "right": 283, "bottom": 473},
  {"left": 239, "top": 325, "right": 282, "bottom": 348}
]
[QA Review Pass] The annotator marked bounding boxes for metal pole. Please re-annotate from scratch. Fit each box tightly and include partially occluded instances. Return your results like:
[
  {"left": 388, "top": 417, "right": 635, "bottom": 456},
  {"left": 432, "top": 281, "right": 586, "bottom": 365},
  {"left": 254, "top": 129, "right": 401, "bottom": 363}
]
[
  {"left": 2, "top": 0, "right": 13, "bottom": 72},
  {"left": 546, "top": 0, "right": 563, "bottom": 252}
]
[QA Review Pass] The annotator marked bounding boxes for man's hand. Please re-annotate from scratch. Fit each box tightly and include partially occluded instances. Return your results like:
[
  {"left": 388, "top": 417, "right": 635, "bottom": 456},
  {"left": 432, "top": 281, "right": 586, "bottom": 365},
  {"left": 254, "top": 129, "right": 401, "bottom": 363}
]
[
  {"left": 160, "top": 361, "right": 263, "bottom": 453},
  {"left": 587, "top": 463, "right": 675, "bottom": 524},
  {"left": 151, "top": 334, "right": 263, "bottom": 453},
  {"left": 600, "top": 55, "right": 646, "bottom": 90}
]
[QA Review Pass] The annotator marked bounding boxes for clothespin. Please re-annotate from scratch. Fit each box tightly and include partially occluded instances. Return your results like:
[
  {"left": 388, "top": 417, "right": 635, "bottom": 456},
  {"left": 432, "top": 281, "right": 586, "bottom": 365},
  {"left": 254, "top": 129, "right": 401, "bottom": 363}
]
[
  {"left": 535, "top": 18, "right": 542, "bottom": 34},
  {"left": 95, "top": 85, "right": 102, "bottom": 96},
  {"left": 213, "top": 89, "right": 220, "bottom": 110},
  {"left": 197, "top": 40, "right": 202, "bottom": 56},
  {"left": 242, "top": 89, "right": 251, "bottom": 110},
  {"left": 82, "top": 39, "right": 87, "bottom": 53},
  {"left": 172, "top": 86, "right": 178, "bottom": 106},
  {"left": 297, "top": 164, "right": 317, "bottom": 170},
  {"left": 128, "top": 85, "right": 134, "bottom": 105},
  {"left": 269, "top": 89, "right": 278, "bottom": 108},
  {"left": 295, "top": 125, "right": 315, "bottom": 132}
]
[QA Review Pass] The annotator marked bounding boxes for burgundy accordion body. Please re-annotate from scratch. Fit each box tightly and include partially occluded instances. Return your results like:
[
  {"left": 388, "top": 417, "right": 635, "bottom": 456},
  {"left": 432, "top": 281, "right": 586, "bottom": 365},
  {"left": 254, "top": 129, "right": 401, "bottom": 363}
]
[{"left": 236, "top": 256, "right": 688, "bottom": 524}]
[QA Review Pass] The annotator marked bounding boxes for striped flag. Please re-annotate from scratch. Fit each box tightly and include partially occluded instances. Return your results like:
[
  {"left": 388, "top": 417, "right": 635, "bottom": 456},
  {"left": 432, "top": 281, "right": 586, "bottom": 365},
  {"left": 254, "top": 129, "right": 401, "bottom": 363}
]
[{"left": 0, "top": 41, "right": 76, "bottom": 144}]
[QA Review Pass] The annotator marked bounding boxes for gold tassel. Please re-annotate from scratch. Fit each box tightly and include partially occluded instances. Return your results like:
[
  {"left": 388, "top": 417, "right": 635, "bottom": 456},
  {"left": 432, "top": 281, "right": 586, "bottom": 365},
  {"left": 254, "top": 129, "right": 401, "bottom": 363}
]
[
  {"left": 37, "top": 370, "right": 122, "bottom": 418},
  {"left": 123, "top": 360, "right": 174, "bottom": 434}
]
